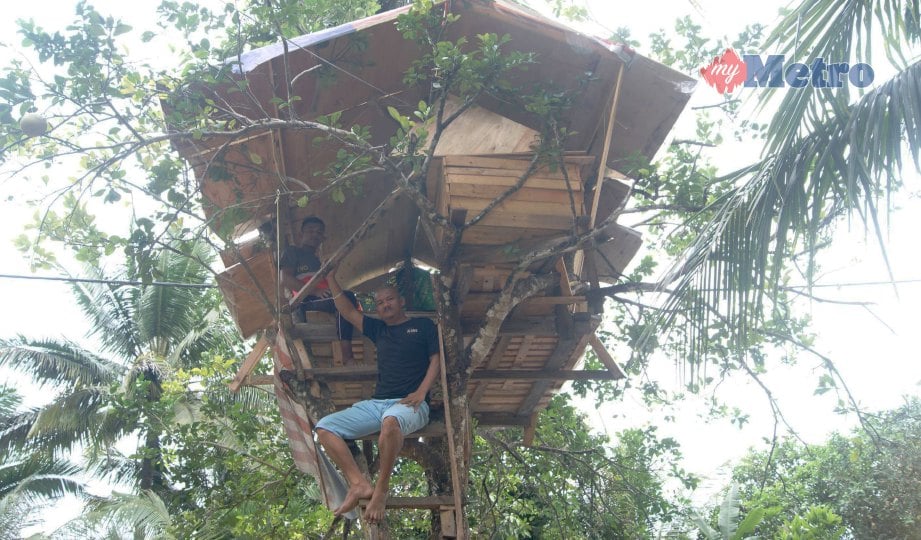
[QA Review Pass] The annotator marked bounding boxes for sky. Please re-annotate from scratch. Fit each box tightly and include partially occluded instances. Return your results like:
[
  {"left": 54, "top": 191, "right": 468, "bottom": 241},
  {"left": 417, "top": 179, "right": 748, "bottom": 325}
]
[{"left": 1, "top": 0, "right": 920, "bottom": 529}]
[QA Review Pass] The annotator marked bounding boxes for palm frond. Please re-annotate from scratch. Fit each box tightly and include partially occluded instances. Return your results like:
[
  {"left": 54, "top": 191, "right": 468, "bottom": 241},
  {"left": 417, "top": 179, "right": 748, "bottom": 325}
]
[
  {"left": 0, "top": 386, "right": 21, "bottom": 420},
  {"left": 759, "top": 0, "right": 921, "bottom": 154},
  {"left": 68, "top": 265, "right": 143, "bottom": 360},
  {"left": 80, "top": 490, "right": 174, "bottom": 540},
  {"left": 27, "top": 387, "right": 131, "bottom": 453},
  {"left": 0, "top": 455, "right": 84, "bottom": 504},
  {"left": 83, "top": 447, "right": 141, "bottom": 490},
  {"left": 0, "top": 336, "right": 122, "bottom": 389},
  {"left": 136, "top": 242, "right": 216, "bottom": 358},
  {"left": 662, "top": 60, "right": 921, "bottom": 359}
]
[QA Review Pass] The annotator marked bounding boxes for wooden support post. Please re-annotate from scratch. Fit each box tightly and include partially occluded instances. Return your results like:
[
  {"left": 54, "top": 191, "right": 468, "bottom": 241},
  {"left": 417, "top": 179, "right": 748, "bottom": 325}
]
[
  {"left": 437, "top": 324, "right": 466, "bottom": 540},
  {"left": 574, "top": 60, "right": 627, "bottom": 277},
  {"left": 228, "top": 335, "right": 269, "bottom": 393},
  {"left": 588, "top": 333, "right": 626, "bottom": 379}
]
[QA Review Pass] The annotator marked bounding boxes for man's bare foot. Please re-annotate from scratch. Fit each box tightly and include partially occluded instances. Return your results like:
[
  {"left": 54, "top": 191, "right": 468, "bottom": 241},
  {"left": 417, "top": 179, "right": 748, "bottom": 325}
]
[
  {"left": 334, "top": 481, "right": 373, "bottom": 516},
  {"left": 363, "top": 489, "right": 388, "bottom": 524}
]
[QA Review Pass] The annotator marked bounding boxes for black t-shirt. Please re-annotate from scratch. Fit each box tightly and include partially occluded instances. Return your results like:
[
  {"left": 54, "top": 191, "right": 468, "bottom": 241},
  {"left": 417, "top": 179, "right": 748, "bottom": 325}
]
[
  {"left": 362, "top": 316, "right": 438, "bottom": 400},
  {"left": 279, "top": 246, "right": 321, "bottom": 280}
]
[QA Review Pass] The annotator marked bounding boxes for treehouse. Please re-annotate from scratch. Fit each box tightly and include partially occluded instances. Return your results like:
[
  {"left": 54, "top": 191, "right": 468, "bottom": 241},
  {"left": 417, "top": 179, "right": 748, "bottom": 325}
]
[{"left": 168, "top": 1, "right": 694, "bottom": 536}]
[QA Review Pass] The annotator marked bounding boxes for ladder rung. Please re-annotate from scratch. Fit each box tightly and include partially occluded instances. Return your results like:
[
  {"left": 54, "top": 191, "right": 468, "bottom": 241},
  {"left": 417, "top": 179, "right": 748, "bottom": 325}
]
[{"left": 358, "top": 496, "right": 454, "bottom": 509}]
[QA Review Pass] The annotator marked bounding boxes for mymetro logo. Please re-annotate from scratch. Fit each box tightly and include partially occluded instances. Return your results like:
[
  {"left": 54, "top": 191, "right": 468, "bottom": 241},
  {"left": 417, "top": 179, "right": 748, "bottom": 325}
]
[{"left": 700, "top": 48, "right": 875, "bottom": 93}]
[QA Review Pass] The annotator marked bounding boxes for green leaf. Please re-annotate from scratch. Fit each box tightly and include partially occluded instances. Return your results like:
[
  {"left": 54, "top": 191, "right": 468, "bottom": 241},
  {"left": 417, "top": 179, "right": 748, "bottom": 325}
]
[{"left": 248, "top": 152, "right": 262, "bottom": 165}]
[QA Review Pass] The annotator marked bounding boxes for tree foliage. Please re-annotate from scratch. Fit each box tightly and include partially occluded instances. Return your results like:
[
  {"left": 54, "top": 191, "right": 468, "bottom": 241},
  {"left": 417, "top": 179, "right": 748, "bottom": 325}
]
[
  {"left": 1, "top": 0, "right": 919, "bottom": 536},
  {"left": 731, "top": 398, "right": 921, "bottom": 539}
]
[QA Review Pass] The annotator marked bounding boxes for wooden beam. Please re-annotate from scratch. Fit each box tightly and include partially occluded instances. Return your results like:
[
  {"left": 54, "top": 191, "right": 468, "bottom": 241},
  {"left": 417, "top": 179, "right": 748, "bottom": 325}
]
[
  {"left": 472, "top": 369, "right": 619, "bottom": 381},
  {"left": 246, "top": 367, "right": 619, "bottom": 385},
  {"left": 356, "top": 421, "right": 447, "bottom": 440},
  {"left": 227, "top": 335, "right": 269, "bottom": 393},
  {"left": 472, "top": 412, "right": 532, "bottom": 426},
  {"left": 290, "top": 322, "right": 339, "bottom": 341},
  {"left": 589, "top": 333, "right": 626, "bottom": 379},
  {"left": 359, "top": 496, "right": 454, "bottom": 509}
]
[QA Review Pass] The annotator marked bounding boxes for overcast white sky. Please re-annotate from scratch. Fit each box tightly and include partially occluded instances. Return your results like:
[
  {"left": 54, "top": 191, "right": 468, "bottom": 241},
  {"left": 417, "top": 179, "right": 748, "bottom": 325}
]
[{"left": 2, "top": 0, "right": 920, "bottom": 523}]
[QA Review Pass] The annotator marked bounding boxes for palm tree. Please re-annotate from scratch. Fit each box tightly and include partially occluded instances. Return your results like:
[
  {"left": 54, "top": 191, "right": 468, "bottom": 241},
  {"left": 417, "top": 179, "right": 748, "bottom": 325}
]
[
  {"left": 0, "top": 385, "right": 84, "bottom": 536},
  {"left": 665, "top": 0, "right": 921, "bottom": 352},
  {"left": 0, "top": 240, "right": 233, "bottom": 499}
]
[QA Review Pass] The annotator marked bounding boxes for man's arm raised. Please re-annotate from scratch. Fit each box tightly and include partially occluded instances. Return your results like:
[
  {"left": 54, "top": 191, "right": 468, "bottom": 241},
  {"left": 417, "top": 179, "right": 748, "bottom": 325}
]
[{"left": 327, "top": 270, "right": 363, "bottom": 334}]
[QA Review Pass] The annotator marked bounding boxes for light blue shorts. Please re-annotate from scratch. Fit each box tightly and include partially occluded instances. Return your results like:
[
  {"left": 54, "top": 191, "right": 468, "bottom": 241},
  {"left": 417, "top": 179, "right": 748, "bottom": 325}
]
[{"left": 315, "top": 398, "right": 430, "bottom": 439}]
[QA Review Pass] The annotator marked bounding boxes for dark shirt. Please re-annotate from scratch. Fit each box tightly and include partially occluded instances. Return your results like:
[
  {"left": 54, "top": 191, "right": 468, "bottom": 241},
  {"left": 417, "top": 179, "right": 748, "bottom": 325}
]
[
  {"left": 279, "top": 246, "right": 327, "bottom": 291},
  {"left": 362, "top": 316, "right": 438, "bottom": 400}
]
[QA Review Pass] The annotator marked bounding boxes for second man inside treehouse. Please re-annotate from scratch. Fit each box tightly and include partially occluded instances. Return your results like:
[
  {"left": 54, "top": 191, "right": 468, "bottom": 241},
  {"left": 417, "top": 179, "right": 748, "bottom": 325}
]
[{"left": 279, "top": 216, "right": 360, "bottom": 364}]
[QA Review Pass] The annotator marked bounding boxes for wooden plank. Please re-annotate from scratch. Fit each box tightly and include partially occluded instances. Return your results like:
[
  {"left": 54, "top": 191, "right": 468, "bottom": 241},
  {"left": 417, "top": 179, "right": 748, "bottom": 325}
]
[
  {"left": 216, "top": 250, "right": 278, "bottom": 339},
  {"left": 250, "top": 368, "right": 618, "bottom": 386},
  {"left": 464, "top": 152, "right": 595, "bottom": 165},
  {"left": 450, "top": 197, "right": 582, "bottom": 218},
  {"left": 459, "top": 225, "right": 565, "bottom": 245},
  {"left": 589, "top": 334, "right": 626, "bottom": 379},
  {"left": 445, "top": 172, "right": 580, "bottom": 190},
  {"left": 556, "top": 258, "right": 574, "bottom": 296},
  {"left": 442, "top": 155, "right": 581, "bottom": 177},
  {"left": 470, "top": 412, "right": 532, "bottom": 426},
  {"left": 440, "top": 507, "right": 458, "bottom": 538},
  {"left": 473, "top": 369, "right": 619, "bottom": 381},
  {"left": 469, "top": 211, "right": 575, "bottom": 230},
  {"left": 355, "top": 420, "right": 447, "bottom": 440},
  {"left": 290, "top": 323, "right": 339, "bottom": 341},
  {"left": 359, "top": 496, "right": 454, "bottom": 509},
  {"left": 227, "top": 335, "right": 269, "bottom": 393},
  {"left": 446, "top": 184, "right": 582, "bottom": 204},
  {"left": 291, "top": 339, "right": 314, "bottom": 370}
]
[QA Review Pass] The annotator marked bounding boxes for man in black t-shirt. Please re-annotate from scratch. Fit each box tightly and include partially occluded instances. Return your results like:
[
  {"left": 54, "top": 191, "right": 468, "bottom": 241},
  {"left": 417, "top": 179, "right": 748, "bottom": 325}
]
[
  {"left": 315, "top": 269, "right": 440, "bottom": 524},
  {"left": 279, "top": 217, "right": 358, "bottom": 363}
]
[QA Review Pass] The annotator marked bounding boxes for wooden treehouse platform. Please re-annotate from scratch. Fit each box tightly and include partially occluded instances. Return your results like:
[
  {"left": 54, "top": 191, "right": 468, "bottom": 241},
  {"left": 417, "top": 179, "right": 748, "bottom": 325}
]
[{"left": 166, "top": 0, "right": 694, "bottom": 536}]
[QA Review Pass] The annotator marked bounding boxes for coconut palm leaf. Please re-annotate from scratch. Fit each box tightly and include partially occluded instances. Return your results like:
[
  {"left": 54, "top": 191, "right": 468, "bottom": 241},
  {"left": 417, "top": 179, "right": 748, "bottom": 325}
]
[
  {"left": 0, "top": 455, "right": 83, "bottom": 505},
  {"left": 27, "top": 386, "right": 131, "bottom": 449},
  {"left": 84, "top": 447, "right": 142, "bottom": 490},
  {"left": 758, "top": 0, "right": 921, "bottom": 156},
  {"left": 56, "top": 490, "right": 175, "bottom": 540},
  {"left": 69, "top": 266, "right": 143, "bottom": 361},
  {"left": 662, "top": 58, "right": 921, "bottom": 359},
  {"left": 0, "top": 453, "right": 84, "bottom": 536},
  {"left": 0, "top": 386, "right": 19, "bottom": 419},
  {"left": 0, "top": 337, "right": 122, "bottom": 390},
  {"left": 136, "top": 243, "right": 215, "bottom": 355}
]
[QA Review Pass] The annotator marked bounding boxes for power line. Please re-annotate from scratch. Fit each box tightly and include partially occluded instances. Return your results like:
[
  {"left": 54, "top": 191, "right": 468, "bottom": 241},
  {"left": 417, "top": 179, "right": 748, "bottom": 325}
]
[
  {"left": 0, "top": 273, "right": 216, "bottom": 289},
  {"left": 785, "top": 278, "right": 921, "bottom": 289},
  {"left": 1, "top": 272, "right": 919, "bottom": 291}
]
